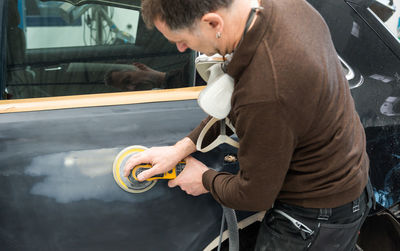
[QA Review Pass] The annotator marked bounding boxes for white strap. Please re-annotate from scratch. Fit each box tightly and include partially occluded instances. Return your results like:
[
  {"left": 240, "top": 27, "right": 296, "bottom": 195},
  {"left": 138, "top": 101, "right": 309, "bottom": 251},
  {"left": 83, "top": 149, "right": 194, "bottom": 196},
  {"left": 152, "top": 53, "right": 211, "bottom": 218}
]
[
  {"left": 196, "top": 117, "right": 239, "bottom": 153},
  {"left": 274, "top": 209, "right": 314, "bottom": 235}
]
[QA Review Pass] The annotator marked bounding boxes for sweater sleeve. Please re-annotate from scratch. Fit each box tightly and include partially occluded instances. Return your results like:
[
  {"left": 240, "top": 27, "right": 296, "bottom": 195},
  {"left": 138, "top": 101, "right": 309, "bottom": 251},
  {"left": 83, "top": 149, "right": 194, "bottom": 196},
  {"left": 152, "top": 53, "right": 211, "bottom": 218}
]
[{"left": 202, "top": 101, "right": 296, "bottom": 211}]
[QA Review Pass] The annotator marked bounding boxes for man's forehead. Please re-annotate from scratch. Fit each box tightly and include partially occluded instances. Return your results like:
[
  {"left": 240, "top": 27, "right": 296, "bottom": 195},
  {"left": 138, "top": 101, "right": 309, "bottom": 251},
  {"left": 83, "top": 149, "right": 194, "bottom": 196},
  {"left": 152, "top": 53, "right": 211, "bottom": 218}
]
[
  {"left": 154, "top": 18, "right": 174, "bottom": 36},
  {"left": 155, "top": 19, "right": 191, "bottom": 41},
  {"left": 155, "top": 17, "right": 199, "bottom": 34}
]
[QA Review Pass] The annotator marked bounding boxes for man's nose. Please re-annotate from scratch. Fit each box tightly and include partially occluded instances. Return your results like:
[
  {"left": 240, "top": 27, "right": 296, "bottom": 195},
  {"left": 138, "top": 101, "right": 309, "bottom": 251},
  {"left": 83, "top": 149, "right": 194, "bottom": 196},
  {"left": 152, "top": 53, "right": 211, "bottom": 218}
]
[{"left": 176, "top": 42, "right": 188, "bottom": 52}]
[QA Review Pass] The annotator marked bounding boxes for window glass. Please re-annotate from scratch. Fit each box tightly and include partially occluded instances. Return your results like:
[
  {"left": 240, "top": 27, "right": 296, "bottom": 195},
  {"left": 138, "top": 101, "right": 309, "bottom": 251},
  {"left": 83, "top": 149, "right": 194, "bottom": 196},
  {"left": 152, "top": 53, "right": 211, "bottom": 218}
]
[
  {"left": 5, "top": 0, "right": 196, "bottom": 99},
  {"left": 370, "top": 0, "right": 400, "bottom": 39},
  {"left": 25, "top": 3, "right": 139, "bottom": 49}
]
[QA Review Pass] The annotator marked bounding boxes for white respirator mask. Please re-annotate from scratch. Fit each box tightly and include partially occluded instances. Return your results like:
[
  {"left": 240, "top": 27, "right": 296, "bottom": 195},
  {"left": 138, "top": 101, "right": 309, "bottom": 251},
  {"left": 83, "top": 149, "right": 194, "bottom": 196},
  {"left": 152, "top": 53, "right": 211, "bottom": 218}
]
[
  {"left": 198, "top": 62, "right": 234, "bottom": 120},
  {"left": 195, "top": 55, "right": 239, "bottom": 152}
]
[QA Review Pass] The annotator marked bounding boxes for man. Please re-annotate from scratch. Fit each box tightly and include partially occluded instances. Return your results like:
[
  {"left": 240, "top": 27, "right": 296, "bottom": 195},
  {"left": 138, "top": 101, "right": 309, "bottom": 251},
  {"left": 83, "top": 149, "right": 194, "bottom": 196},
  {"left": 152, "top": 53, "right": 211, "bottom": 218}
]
[{"left": 124, "top": 0, "right": 373, "bottom": 250}]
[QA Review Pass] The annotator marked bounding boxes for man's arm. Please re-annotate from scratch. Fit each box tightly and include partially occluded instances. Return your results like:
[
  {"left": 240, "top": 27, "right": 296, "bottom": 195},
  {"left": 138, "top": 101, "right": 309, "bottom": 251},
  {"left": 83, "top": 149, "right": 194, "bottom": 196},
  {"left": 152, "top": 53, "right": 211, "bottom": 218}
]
[
  {"left": 203, "top": 102, "right": 295, "bottom": 211},
  {"left": 123, "top": 114, "right": 230, "bottom": 189}
]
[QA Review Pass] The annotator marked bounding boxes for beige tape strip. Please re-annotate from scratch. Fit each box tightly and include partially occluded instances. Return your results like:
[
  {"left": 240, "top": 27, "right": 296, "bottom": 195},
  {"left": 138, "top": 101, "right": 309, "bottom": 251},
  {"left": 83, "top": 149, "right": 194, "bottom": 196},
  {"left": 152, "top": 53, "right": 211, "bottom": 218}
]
[{"left": 0, "top": 86, "right": 204, "bottom": 114}]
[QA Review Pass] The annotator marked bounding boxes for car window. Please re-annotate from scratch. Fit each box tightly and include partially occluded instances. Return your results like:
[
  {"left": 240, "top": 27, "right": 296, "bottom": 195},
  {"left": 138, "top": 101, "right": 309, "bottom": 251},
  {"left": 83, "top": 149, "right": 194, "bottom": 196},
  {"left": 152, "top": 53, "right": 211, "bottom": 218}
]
[
  {"left": 25, "top": 2, "right": 139, "bottom": 49},
  {"left": 369, "top": 0, "right": 400, "bottom": 39},
  {"left": 5, "top": 0, "right": 195, "bottom": 99}
]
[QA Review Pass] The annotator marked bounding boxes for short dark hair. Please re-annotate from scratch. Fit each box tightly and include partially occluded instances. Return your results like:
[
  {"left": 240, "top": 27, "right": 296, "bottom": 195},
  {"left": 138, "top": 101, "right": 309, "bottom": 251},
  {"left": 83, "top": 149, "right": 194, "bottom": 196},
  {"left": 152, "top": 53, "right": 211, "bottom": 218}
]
[{"left": 141, "top": 0, "right": 233, "bottom": 30}]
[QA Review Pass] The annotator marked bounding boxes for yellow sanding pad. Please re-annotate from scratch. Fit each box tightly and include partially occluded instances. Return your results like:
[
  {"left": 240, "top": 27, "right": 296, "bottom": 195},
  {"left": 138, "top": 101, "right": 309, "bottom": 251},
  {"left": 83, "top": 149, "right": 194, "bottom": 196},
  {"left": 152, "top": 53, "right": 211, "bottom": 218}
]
[{"left": 112, "top": 145, "right": 157, "bottom": 193}]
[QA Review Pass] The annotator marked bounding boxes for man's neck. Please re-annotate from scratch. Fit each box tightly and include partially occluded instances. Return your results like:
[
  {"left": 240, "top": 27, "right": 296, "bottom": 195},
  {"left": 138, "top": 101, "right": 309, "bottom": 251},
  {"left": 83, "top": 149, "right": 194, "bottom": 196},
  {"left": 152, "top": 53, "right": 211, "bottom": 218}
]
[{"left": 223, "top": 0, "right": 259, "bottom": 55}]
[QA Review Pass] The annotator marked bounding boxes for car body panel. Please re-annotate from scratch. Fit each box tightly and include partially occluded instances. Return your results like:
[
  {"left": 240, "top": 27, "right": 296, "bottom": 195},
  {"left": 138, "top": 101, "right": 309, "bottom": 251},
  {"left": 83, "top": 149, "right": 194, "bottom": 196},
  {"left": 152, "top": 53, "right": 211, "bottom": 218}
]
[
  {"left": 308, "top": 0, "right": 400, "bottom": 209},
  {"left": 0, "top": 99, "right": 244, "bottom": 250}
]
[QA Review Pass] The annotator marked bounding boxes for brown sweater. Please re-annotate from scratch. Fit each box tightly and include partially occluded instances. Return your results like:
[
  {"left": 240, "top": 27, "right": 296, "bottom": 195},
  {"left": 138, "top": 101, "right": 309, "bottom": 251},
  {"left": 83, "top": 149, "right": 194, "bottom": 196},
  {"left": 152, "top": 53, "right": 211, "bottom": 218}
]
[{"left": 188, "top": 0, "right": 369, "bottom": 211}]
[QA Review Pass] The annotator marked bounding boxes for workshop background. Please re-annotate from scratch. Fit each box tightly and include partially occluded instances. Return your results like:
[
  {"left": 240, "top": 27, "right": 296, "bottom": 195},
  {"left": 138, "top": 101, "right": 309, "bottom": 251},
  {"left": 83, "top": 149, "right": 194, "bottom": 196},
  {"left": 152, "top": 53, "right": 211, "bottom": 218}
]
[
  {"left": 19, "top": 0, "right": 400, "bottom": 49},
  {"left": 385, "top": 0, "right": 400, "bottom": 38}
]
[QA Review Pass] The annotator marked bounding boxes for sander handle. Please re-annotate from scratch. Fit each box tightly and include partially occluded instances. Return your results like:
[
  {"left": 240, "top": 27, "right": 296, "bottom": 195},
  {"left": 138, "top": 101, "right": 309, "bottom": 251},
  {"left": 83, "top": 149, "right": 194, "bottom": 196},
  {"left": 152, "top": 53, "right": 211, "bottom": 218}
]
[{"left": 130, "top": 161, "right": 186, "bottom": 181}]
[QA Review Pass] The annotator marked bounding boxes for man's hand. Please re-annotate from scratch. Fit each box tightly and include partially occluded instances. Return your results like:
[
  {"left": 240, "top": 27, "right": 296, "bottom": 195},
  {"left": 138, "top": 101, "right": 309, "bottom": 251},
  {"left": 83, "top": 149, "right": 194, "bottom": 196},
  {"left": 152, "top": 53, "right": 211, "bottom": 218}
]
[
  {"left": 106, "top": 62, "right": 166, "bottom": 91},
  {"left": 123, "top": 137, "right": 196, "bottom": 181},
  {"left": 123, "top": 146, "right": 180, "bottom": 180},
  {"left": 168, "top": 156, "right": 209, "bottom": 196}
]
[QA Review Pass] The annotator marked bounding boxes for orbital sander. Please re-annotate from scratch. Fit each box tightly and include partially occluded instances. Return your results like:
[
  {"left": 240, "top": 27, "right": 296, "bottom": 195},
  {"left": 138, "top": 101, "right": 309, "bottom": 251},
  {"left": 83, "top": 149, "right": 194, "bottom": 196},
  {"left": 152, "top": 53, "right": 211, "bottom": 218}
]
[{"left": 112, "top": 145, "right": 185, "bottom": 193}]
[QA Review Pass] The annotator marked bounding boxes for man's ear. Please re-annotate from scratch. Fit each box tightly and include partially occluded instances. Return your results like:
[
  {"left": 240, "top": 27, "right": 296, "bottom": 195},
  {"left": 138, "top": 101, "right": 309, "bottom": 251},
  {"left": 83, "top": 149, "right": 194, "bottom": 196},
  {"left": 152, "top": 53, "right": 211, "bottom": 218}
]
[{"left": 201, "top": 13, "right": 224, "bottom": 32}]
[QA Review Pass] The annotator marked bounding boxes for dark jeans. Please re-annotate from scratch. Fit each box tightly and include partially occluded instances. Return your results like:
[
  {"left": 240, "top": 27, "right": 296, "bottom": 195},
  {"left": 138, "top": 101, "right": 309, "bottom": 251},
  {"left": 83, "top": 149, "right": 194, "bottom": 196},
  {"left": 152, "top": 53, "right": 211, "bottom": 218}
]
[{"left": 255, "top": 183, "right": 374, "bottom": 251}]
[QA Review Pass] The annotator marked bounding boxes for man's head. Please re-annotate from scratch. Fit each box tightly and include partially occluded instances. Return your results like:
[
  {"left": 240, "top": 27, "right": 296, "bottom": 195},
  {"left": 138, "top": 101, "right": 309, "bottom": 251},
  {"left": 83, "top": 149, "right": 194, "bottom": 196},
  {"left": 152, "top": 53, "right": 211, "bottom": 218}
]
[
  {"left": 141, "top": 0, "right": 233, "bottom": 31},
  {"left": 141, "top": 0, "right": 240, "bottom": 56}
]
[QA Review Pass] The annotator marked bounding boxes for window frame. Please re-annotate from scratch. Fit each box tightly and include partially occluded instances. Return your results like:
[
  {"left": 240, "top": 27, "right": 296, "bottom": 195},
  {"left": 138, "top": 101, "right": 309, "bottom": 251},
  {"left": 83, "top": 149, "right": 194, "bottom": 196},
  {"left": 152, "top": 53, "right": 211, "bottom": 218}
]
[{"left": 1, "top": 0, "right": 199, "bottom": 106}]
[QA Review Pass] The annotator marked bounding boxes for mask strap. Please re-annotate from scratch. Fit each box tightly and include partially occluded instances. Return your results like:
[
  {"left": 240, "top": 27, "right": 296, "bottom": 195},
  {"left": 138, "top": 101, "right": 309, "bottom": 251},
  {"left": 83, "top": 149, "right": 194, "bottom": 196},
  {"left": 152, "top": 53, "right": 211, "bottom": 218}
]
[
  {"left": 235, "top": 6, "right": 260, "bottom": 51},
  {"left": 225, "top": 117, "right": 237, "bottom": 135},
  {"left": 243, "top": 8, "right": 257, "bottom": 37},
  {"left": 196, "top": 117, "right": 239, "bottom": 153}
]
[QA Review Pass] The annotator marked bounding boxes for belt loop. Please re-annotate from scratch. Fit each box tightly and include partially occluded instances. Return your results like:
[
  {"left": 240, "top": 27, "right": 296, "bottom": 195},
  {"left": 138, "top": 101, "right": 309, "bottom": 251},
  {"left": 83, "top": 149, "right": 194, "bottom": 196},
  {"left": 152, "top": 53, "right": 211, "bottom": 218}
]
[
  {"left": 317, "top": 208, "right": 332, "bottom": 220},
  {"left": 352, "top": 198, "right": 360, "bottom": 213}
]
